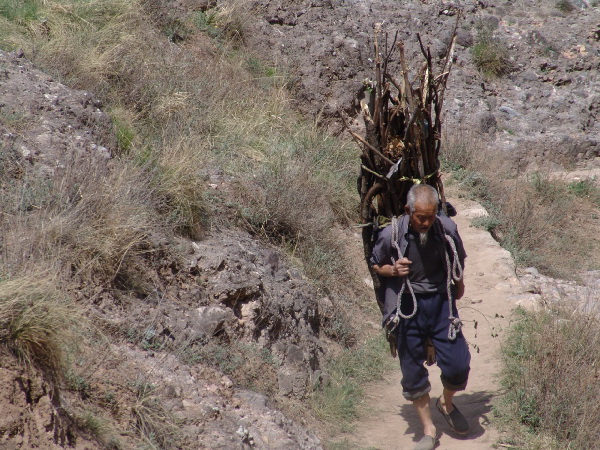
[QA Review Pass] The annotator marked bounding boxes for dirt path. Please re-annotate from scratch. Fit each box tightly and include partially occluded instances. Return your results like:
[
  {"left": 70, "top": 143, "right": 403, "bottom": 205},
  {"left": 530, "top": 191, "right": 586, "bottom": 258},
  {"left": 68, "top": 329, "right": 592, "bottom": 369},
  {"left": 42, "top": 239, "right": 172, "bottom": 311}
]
[{"left": 344, "top": 196, "right": 530, "bottom": 449}]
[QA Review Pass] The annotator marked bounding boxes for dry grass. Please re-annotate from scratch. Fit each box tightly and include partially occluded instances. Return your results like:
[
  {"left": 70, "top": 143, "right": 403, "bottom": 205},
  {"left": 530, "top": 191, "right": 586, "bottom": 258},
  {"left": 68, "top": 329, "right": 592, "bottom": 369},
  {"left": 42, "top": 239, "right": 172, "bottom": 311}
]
[
  {"left": 2, "top": 0, "right": 359, "bottom": 291},
  {"left": 0, "top": 1, "right": 365, "bottom": 445},
  {"left": 0, "top": 275, "right": 77, "bottom": 381},
  {"left": 471, "top": 27, "right": 513, "bottom": 78},
  {"left": 131, "top": 378, "right": 178, "bottom": 449},
  {"left": 443, "top": 133, "right": 600, "bottom": 448},
  {"left": 497, "top": 303, "right": 600, "bottom": 449},
  {"left": 442, "top": 132, "right": 600, "bottom": 278},
  {"left": 1, "top": 154, "right": 159, "bottom": 289}
]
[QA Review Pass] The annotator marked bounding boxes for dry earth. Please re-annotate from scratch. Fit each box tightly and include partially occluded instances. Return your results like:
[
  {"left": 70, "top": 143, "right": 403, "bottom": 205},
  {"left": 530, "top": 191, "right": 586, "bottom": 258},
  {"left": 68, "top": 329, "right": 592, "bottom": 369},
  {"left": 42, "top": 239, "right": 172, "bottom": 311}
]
[{"left": 342, "top": 194, "right": 531, "bottom": 449}]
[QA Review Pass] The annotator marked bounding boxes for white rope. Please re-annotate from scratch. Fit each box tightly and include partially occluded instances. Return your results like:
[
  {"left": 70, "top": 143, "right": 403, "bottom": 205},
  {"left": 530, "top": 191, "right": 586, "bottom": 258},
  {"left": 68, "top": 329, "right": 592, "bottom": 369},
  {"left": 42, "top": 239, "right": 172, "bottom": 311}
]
[
  {"left": 387, "top": 216, "right": 464, "bottom": 341},
  {"left": 391, "top": 217, "right": 418, "bottom": 322},
  {"left": 442, "top": 225, "right": 464, "bottom": 341}
]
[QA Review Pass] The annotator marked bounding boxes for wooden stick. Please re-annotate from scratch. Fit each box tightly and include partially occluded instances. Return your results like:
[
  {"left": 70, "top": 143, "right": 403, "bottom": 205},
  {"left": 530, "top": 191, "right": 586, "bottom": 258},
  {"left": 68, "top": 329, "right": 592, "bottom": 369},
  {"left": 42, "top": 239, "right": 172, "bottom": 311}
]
[{"left": 340, "top": 113, "right": 394, "bottom": 165}]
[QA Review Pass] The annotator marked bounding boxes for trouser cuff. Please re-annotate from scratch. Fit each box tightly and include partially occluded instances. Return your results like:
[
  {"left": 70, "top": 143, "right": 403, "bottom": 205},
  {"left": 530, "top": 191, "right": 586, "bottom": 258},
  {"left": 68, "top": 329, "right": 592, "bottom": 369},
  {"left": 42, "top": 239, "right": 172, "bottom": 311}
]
[
  {"left": 402, "top": 382, "right": 431, "bottom": 401},
  {"left": 440, "top": 368, "right": 470, "bottom": 392}
]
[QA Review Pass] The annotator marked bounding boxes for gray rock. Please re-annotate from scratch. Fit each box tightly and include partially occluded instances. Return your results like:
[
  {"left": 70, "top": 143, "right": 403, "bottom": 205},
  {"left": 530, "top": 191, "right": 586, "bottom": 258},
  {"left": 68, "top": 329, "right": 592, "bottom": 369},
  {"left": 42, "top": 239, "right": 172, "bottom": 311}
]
[
  {"left": 455, "top": 29, "right": 474, "bottom": 48},
  {"left": 478, "top": 15, "right": 500, "bottom": 30},
  {"left": 521, "top": 70, "right": 538, "bottom": 81},
  {"left": 286, "top": 344, "right": 305, "bottom": 365},
  {"left": 499, "top": 106, "right": 521, "bottom": 118},
  {"left": 194, "top": 306, "right": 236, "bottom": 338},
  {"left": 277, "top": 367, "right": 308, "bottom": 397}
]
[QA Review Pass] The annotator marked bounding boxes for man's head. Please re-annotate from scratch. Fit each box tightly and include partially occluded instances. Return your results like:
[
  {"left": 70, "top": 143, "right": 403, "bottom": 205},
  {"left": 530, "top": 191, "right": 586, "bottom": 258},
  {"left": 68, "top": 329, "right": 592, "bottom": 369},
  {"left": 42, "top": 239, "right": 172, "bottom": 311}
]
[{"left": 405, "top": 184, "right": 439, "bottom": 245}]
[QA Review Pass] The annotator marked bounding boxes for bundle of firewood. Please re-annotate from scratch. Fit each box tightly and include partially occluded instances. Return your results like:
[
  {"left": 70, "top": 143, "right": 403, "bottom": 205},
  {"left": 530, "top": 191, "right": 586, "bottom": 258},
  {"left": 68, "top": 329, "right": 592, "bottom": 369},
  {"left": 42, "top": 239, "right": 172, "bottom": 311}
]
[{"left": 342, "top": 22, "right": 459, "bottom": 313}]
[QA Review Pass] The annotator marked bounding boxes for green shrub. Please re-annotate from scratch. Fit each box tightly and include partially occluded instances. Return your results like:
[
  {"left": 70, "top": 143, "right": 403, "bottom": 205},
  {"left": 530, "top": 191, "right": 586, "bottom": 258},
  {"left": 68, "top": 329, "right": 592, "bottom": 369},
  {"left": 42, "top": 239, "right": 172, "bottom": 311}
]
[
  {"left": 471, "top": 29, "right": 512, "bottom": 78},
  {"left": 555, "top": 0, "right": 575, "bottom": 12},
  {"left": 131, "top": 379, "right": 179, "bottom": 449},
  {"left": 312, "top": 334, "right": 395, "bottom": 429}
]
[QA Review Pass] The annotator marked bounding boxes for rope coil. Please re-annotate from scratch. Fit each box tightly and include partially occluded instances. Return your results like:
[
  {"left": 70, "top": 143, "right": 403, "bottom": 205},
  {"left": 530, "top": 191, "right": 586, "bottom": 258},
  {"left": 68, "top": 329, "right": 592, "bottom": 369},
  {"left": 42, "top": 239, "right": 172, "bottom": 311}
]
[{"left": 387, "top": 216, "right": 464, "bottom": 341}]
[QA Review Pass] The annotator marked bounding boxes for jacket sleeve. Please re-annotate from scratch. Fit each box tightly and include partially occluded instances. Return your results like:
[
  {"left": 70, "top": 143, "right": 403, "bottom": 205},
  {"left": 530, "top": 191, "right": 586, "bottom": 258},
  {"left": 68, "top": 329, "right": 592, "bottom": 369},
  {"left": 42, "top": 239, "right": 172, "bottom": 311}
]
[
  {"left": 451, "top": 227, "right": 467, "bottom": 269},
  {"left": 369, "top": 226, "right": 393, "bottom": 267}
]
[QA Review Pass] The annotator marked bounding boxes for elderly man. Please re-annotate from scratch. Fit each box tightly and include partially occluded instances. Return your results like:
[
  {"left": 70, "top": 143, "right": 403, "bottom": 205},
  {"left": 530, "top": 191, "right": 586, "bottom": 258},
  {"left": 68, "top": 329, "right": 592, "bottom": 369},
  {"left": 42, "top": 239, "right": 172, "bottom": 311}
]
[{"left": 370, "top": 184, "right": 471, "bottom": 450}]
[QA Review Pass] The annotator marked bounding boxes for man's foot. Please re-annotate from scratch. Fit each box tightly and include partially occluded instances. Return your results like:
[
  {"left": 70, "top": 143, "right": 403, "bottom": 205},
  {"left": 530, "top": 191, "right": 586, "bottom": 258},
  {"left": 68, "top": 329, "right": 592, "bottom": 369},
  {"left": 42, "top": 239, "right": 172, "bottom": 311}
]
[
  {"left": 413, "top": 434, "right": 438, "bottom": 450},
  {"left": 436, "top": 396, "right": 469, "bottom": 434}
]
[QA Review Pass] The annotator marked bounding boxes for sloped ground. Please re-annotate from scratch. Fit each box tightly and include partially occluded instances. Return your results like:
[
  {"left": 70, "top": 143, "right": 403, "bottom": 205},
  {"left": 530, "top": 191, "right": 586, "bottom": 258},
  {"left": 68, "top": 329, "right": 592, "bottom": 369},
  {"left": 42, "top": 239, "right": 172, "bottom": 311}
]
[
  {"left": 0, "top": 48, "right": 330, "bottom": 448},
  {"left": 246, "top": 0, "right": 600, "bottom": 169}
]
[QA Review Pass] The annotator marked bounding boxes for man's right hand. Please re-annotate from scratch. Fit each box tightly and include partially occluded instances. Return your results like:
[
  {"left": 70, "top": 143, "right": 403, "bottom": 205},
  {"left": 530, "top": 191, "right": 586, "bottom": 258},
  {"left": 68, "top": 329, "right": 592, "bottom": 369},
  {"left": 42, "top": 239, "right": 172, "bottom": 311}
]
[{"left": 394, "top": 257, "right": 412, "bottom": 277}]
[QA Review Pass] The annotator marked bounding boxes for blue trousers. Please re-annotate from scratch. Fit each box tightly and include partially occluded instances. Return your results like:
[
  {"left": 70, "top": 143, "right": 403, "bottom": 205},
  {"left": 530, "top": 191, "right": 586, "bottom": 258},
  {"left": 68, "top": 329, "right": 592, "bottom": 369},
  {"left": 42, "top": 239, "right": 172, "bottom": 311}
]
[{"left": 396, "top": 292, "right": 471, "bottom": 400}]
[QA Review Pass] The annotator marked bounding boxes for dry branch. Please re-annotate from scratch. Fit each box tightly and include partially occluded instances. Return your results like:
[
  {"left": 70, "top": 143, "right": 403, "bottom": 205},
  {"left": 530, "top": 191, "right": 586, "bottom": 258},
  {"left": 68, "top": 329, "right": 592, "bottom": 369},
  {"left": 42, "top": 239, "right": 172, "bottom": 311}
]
[{"left": 344, "top": 21, "right": 460, "bottom": 312}]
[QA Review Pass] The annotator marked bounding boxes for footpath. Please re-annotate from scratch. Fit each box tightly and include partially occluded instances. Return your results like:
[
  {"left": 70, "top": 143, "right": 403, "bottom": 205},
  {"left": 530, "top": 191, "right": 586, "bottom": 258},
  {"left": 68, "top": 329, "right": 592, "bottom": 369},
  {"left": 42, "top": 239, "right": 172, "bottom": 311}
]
[{"left": 346, "top": 196, "right": 531, "bottom": 449}]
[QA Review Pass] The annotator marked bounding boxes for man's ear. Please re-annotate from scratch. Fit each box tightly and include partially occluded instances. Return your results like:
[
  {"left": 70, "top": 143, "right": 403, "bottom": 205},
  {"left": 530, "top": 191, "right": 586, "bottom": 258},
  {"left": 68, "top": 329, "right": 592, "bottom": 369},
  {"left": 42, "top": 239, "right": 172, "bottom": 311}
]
[{"left": 404, "top": 205, "right": 411, "bottom": 215}]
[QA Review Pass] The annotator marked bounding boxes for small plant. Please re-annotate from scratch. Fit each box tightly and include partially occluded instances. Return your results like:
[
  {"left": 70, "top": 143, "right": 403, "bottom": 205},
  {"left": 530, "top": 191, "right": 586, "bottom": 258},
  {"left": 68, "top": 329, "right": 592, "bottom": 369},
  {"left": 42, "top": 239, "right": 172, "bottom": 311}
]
[
  {"left": 567, "top": 178, "right": 598, "bottom": 198},
  {"left": 109, "top": 108, "right": 136, "bottom": 155},
  {"left": 193, "top": 9, "right": 219, "bottom": 34},
  {"left": 161, "top": 18, "right": 189, "bottom": 43},
  {"left": 67, "top": 372, "right": 92, "bottom": 400},
  {"left": 555, "top": 0, "right": 575, "bottom": 12},
  {"left": 0, "top": 276, "right": 77, "bottom": 381},
  {"left": 471, "top": 214, "right": 502, "bottom": 232},
  {"left": 74, "top": 410, "right": 122, "bottom": 447},
  {"left": 471, "top": 29, "right": 512, "bottom": 78},
  {"left": 131, "top": 378, "right": 178, "bottom": 449},
  {"left": 0, "top": 0, "right": 39, "bottom": 24}
]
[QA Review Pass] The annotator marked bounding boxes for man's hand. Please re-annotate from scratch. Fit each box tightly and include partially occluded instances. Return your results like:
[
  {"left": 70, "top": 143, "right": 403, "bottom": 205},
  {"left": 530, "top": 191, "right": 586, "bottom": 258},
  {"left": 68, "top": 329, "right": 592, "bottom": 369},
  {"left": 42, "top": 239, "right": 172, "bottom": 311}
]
[
  {"left": 393, "top": 257, "right": 412, "bottom": 277},
  {"left": 455, "top": 279, "right": 465, "bottom": 300}
]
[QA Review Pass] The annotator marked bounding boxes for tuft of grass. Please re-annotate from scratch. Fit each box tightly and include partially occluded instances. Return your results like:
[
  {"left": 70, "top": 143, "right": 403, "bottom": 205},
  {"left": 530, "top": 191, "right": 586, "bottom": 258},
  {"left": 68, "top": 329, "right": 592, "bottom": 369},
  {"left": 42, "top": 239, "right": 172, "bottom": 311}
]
[
  {"left": 74, "top": 410, "right": 123, "bottom": 448},
  {"left": 149, "top": 140, "right": 209, "bottom": 240},
  {"left": 109, "top": 107, "right": 136, "bottom": 155},
  {"left": 181, "top": 340, "right": 279, "bottom": 395},
  {"left": 131, "top": 378, "right": 179, "bottom": 449},
  {"left": 497, "top": 306, "right": 600, "bottom": 449},
  {"left": 312, "top": 334, "right": 395, "bottom": 430},
  {"left": 0, "top": 276, "right": 78, "bottom": 381},
  {"left": 471, "top": 28, "right": 512, "bottom": 78},
  {"left": 555, "top": 0, "right": 575, "bottom": 12},
  {"left": 0, "top": 0, "right": 40, "bottom": 24}
]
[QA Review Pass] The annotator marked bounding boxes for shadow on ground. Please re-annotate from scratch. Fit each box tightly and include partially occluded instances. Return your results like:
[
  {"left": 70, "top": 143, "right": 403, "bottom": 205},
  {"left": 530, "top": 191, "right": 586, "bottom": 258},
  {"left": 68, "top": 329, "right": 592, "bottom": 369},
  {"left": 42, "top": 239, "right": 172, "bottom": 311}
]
[{"left": 398, "top": 390, "right": 495, "bottom": 444}]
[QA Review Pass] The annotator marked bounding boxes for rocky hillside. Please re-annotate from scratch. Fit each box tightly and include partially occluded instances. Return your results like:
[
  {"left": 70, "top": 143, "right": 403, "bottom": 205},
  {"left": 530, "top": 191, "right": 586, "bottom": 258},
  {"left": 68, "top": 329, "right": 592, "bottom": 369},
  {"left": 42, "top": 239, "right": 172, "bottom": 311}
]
[
  {"left": 0, "top": 48, "right": 332, "bottom": 448},
  {"left": 246, "top": 0, "right": 600, "bottom": 169}
]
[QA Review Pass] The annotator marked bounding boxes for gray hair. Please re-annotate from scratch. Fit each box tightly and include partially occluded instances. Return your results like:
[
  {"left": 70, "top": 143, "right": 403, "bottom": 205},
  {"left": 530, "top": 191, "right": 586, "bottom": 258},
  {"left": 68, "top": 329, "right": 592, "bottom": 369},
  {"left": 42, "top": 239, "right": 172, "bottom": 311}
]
[{"left": 406, "top": 184, "right": 439, "bottom": 213}]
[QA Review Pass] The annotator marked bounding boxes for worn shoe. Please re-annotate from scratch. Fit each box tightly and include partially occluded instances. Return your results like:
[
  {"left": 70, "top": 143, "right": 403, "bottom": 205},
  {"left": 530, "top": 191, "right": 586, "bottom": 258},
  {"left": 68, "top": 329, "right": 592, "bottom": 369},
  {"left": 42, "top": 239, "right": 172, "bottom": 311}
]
[
  {"left": 436, "top": 396, "right": 469, "bottom": 434},
  {"left": 413, "top": 434, "right": 438, "bottom": 450}
]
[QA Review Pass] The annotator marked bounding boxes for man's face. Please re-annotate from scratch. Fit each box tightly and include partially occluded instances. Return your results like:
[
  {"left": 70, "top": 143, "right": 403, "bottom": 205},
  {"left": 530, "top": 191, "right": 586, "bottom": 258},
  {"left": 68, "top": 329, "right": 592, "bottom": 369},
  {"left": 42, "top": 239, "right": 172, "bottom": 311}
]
[{"left": 406, "top": 201, "right": 437, "bottom": 234}]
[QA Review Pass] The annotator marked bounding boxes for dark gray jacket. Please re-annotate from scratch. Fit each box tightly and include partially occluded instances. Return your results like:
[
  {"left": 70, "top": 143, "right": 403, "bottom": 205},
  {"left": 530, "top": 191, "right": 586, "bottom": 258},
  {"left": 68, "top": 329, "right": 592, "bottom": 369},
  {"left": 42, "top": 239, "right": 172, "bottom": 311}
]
[{"left": 370, "top": 214, "right": 467, "bottom": 325}]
